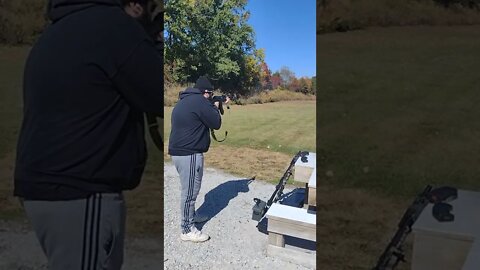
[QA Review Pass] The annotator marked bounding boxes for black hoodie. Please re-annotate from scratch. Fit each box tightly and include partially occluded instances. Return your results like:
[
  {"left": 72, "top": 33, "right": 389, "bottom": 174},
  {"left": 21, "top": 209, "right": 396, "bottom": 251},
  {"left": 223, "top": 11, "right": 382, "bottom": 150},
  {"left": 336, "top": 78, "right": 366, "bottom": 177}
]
[
  {"left": 14, "top": 0, "right": 163, "bottom": 200},
  {"left": 168, "top": 88, "right": 221, "bottom": 156}
]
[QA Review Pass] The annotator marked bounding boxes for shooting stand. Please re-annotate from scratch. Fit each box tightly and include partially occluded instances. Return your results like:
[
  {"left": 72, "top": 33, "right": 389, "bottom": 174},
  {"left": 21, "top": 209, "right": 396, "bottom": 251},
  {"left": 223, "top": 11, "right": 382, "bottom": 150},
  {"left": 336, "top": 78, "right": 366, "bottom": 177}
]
[
  {"left": 412, "top": 190, "right": 480, "bottom": 270},
  {"left": 265, "top": 153, "right": 317, "bottom": 269}
]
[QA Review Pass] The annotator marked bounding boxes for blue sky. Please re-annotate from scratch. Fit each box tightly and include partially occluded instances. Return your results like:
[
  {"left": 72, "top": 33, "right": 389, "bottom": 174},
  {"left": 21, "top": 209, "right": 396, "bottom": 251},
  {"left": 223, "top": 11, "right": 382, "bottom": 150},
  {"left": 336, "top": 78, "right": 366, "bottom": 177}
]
[{"left": 246, "top": 0, "right": 316, "bottom": 78}]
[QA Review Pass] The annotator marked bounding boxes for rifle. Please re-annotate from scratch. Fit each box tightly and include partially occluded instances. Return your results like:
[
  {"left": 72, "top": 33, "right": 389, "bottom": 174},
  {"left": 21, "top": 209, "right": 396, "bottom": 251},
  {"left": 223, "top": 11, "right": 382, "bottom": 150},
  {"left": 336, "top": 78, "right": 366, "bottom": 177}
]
[
  {"left": 252, "top": 151, "right": 310, "bottom": 222},
  {"left": 373, "top": 185, "right": 458, "bottom": 270}
]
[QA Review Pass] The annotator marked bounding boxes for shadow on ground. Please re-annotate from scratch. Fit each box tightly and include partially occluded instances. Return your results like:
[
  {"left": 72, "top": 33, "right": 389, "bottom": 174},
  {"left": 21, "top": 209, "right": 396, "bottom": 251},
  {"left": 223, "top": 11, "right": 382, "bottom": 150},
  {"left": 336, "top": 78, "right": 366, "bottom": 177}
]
[{"left": 196, "top": 178, "right": 254, "bottom": 230}]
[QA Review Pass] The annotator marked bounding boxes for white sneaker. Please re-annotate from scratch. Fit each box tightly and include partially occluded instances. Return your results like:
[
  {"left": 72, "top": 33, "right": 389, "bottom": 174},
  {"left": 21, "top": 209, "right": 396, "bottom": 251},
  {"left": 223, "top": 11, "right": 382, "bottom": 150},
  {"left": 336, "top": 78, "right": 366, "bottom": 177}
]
[{"left": 180, "top": 227, "right": 210, "bottom": 242}]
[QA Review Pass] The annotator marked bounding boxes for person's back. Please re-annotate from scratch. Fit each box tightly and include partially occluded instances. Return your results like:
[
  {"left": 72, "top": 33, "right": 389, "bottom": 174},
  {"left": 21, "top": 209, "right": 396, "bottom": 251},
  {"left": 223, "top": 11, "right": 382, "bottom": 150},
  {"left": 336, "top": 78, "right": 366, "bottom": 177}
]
[
  {"left": 168, "top": 76, "right": 225, "bottom": 243},
  {"left": 15, "top": 0, "right": 163, "bottom": 200},
  {"left": 168, "top": 87, "right": 221, "bottom": 156},
  {"left": 13, "top": 1, "right": 163, "bottom": 268}
]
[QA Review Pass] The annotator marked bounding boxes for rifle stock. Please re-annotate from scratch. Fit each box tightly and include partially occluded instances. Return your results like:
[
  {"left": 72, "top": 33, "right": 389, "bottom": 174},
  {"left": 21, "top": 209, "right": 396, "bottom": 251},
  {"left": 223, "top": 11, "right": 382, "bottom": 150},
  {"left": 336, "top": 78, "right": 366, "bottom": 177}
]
[{"left": 252, "top": 151, "right": 309, "bottom": 222}]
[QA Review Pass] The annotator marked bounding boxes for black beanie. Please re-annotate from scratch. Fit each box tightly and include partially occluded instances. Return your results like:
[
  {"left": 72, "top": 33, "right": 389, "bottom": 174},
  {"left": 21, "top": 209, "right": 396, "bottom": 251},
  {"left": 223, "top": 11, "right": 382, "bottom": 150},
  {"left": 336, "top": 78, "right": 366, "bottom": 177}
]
[{"left": 194, "top": 76, "right": 214, "bottom": 91}]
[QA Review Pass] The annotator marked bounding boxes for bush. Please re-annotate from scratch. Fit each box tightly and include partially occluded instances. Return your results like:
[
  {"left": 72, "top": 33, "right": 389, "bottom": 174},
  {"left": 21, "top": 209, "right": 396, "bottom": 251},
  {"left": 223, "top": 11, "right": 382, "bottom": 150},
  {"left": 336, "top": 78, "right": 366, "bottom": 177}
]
[
  {"left": 0, "top": 0, "right": 47, "bottom": 45},
  {"left": 241, "top": 89, "right": 315, "bottom": 105},
  {"left": 164, "top": 84, "right": 186, "bottom": 107},
  {"left": 164, "top": 85, "right": 315, "bottom": 107}
]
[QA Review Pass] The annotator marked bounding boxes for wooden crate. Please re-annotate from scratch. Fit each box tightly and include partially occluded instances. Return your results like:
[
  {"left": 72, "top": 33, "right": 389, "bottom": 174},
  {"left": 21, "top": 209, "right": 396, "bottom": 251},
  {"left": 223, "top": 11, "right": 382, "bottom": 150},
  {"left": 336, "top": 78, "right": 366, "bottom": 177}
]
[
  {"left": 294, "top": 152, "right": 316, "bottom": 183},
  {"left": 266, "top": 203, "right": 316, "bottom": 268},
  {"left": 412, "top": 190, "right": 480, "bottom": 270}
]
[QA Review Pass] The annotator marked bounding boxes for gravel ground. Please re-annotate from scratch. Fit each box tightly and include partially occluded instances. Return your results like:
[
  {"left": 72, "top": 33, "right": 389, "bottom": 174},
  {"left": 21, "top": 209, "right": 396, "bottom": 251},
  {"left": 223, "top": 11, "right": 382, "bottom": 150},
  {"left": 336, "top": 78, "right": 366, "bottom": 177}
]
[
  {"left": 0, "top": 163, "right": 315, "bottom": 270},
  {"left": 164, "top": 162, "right": 315, "bottom": 270}
]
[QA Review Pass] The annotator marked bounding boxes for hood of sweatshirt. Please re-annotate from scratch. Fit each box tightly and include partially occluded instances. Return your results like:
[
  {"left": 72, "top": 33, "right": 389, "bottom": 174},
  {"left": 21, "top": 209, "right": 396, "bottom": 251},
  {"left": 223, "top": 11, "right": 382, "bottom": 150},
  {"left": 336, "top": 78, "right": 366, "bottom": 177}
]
[
  {"left": 48, "top": 0, "right": 121, "bottom": 21},
  {"left": 179, "top": 87, "right": 205, "bottom": 100}
]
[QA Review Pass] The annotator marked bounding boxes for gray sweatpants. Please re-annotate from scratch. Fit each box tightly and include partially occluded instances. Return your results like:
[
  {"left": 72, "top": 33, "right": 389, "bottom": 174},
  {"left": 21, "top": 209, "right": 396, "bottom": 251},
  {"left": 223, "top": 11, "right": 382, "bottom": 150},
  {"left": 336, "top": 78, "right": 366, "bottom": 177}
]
[
  {"left": 23, "top": 193, "right": 125, "bottom": 270},
  {"left": 171, "top": 153, "right": 204, "bottom": 234}
]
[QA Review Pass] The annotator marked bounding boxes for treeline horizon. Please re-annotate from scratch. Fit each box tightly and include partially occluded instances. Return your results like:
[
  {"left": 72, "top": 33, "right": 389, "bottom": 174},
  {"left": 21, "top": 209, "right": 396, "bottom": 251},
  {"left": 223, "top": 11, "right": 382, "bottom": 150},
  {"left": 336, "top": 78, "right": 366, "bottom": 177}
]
[
  {"left": 318, "top": 0, "right": 480, "bottom": 33},
  {"left": 3, "top": 0, "right": 480, "bottom": 43}
]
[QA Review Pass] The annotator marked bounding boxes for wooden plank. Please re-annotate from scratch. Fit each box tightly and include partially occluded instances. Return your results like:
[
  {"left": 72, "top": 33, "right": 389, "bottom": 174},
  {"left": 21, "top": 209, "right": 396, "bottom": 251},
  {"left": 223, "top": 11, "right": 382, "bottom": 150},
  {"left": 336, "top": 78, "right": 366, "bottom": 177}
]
[
  {"left": 268, "top": 232, "right": 285, "bottom": 247},
  {"left": 294, "top": 166, "right": 313, "bottom": 183},
  {"left": 412, "top": 232, "right": 472, "bottom": 270},
  {"left": 268, "top": 218, "right": 316, "bottom": 242},
  {"left": 462, "top": 240, "right": 480, "bottom": 270},
  {"left": 294, "top": 152, "right": 316, "bottom": 183},
  {"left": 266, "top": 203, "right": 316, "bottom": 227},
  {"left": 308, "top": 168, "right": 316, "bottom": 188},
  {"left": 267, "top": 244, "right": 316, "bottom": 269},
  {"left": 308, "top": 186, "right": 316, "bottom": 206}
]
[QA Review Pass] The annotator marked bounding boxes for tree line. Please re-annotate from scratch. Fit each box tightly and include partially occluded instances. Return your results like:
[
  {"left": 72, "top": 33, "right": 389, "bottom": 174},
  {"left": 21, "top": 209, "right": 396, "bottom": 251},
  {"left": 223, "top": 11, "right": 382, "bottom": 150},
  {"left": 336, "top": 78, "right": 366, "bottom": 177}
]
[
  {"left": 1, "top": 0, "right": 316, "bottom": 97},
  {"left": 318, "top": 0, "right": 480, "bottom": 33},
  {"left": 164, "top": 0, "right": 315, "bottom": 97}
]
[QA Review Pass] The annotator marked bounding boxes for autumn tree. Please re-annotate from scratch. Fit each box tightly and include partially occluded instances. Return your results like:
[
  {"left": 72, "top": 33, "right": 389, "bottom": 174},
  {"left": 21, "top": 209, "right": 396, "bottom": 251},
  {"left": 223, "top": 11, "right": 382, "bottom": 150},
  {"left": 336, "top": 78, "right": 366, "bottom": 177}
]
[
  {"left": 259, "top": 61, "right": 273, "bottom": 90},
  {"left": 271, "top": 72, "right": 283, "bottom": 89}
]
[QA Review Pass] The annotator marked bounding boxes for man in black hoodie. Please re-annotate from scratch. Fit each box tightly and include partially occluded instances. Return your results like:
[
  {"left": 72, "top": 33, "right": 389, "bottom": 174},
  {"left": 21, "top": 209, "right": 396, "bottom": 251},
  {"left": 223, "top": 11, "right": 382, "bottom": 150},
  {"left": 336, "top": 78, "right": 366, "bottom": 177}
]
[
  {"left": 13, "top": 0, "right": 163, "bottom": 269},
  {"left": 168, "top": 76, "right": 228, "bottom": 242}
]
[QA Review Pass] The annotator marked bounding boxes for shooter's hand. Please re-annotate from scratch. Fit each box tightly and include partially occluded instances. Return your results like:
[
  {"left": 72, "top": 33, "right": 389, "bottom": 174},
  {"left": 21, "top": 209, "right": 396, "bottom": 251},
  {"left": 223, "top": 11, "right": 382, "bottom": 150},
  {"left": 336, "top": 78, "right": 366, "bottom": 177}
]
[
  {"left": 214, "top": 101, "right": 220, "bottom": 108},
  {"left": 225, "top": 96, "right": 231, "bottom": 104}
]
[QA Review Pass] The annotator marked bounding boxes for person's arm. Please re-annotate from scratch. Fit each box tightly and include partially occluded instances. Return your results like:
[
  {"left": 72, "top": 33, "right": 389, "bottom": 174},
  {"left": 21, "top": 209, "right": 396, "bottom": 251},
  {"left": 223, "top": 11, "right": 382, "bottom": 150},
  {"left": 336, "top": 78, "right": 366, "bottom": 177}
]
[
  {"left": 111, "top": 40, "right": 163, "bottom": 117},
  {"left": 198, "top": 100, "right": 222, "bottom": 130}
]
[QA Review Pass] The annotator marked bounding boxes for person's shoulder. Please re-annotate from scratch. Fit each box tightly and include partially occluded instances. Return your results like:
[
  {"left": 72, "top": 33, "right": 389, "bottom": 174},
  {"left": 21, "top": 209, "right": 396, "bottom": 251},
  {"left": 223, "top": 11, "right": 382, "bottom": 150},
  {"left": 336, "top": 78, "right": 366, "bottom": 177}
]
[{"left": 97, "top": 6, "right": 149, "bottom": 41}]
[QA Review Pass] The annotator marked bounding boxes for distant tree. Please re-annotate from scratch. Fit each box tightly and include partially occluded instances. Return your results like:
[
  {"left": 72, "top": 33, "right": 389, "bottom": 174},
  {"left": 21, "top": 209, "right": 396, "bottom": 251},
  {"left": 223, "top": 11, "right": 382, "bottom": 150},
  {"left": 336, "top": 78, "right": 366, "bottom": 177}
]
[
  {"left": 288, "top": 77, "right": 301, "bottom": 92},
  {"left": 278, "top": 66, "right": 296, "bottom": 88},
  {"left": 259, "top": 61, "right": 272, "bottom": 90},
  {"left": 298, "top": 77, "right": 310, "bottom": 94},
  {"left": 311, "top": 76, "right": 317, "bottom": 95},
  {"left": 271, "top": 72, "right": 283, "bottom": 89}
]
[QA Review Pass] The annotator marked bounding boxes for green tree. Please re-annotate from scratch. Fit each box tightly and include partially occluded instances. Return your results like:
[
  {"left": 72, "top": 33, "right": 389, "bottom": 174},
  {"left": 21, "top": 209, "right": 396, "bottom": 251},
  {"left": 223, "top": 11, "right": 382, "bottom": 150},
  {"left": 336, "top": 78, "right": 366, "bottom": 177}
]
[
  {"left": 311, "top": 76, "right": 316, "bottom": 95},
  {"left": 298, "top": 77, "right": 309, "bottom": 94},
  {"left": 165, "top": 0, "right": 260, "bottom": 94}
]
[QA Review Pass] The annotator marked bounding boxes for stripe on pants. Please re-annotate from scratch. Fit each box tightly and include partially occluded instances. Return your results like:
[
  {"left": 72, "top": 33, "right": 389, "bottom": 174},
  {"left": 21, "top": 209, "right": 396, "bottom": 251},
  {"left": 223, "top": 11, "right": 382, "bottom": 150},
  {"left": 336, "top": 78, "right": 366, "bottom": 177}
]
[
  {"left": 183, "top": 154, "right": 196, "bottom": 233},
  {"left": 81, "top": 194, "right": 102, "bottom": 270}
]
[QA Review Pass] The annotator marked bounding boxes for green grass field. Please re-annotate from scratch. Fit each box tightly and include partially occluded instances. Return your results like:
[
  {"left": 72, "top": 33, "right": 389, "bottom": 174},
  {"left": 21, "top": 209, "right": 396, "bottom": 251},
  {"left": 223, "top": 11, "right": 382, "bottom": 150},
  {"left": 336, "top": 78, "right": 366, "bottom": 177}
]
[
  {"left": 0, "top": 46, "right": 29, "bottom": 159},
  {"left": 0, "top": 46, "right": 29, "bottom": 220},
  {"left": 163, "top": 101, "right": 316, "bottom": 184},
  {"left": 318, "top": 25, "right": 480, "bottom": 270},
  {"left": 319, "top": 25, "right": 480, "bottom": 197},
  {"left": 164, "top": 101, "right": 316, "bottom": 155}
]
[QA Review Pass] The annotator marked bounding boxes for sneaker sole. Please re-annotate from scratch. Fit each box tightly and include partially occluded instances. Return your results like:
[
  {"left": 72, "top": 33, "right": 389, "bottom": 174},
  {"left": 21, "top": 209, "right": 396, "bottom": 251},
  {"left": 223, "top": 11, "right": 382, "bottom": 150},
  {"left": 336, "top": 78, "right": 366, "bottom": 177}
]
[{"left": 180, "top": 236, "right": 210, "bottom": 242}]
